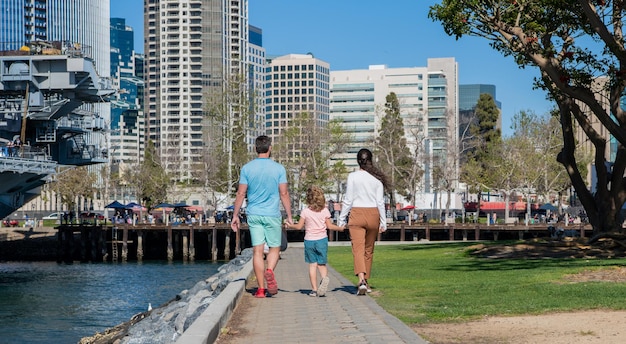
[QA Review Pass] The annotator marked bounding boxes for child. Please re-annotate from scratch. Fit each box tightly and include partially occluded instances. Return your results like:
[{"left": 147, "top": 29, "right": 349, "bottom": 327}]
[{"left": 285, "top": 186, "right": 343, "bottom": 297}]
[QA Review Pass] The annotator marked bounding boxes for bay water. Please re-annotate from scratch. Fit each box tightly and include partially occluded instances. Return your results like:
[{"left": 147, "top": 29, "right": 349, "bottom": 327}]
[{"left": 0, "top": 260, "right": 222, "bottom": 344}]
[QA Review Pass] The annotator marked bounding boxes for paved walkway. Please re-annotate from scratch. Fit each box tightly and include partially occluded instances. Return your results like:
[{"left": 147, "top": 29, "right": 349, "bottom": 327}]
[{"left": 216, "top": 244, "right": 429, "bottom": 344}]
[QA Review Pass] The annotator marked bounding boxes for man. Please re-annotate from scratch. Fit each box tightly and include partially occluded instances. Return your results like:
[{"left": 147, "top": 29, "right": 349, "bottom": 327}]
[{"left": 231, "top": 135, "right": 293, "bottom": 298}]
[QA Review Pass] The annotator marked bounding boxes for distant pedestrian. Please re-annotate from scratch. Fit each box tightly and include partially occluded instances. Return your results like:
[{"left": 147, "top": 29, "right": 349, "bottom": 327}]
[
  {"left": 285, "top": 186, "right": 344, "bottom": 297},
  {"left": 337, "top": 148, "right": 389, "bottom": 295},
  {"left": 12, "top": 137, "right": 21, "bottom": 157},
  {"left": 231, "top": 135, "right": 293, "bottom": 298},
  {"left": 7, "top": 140, "right": 14, "bottom": 157}
]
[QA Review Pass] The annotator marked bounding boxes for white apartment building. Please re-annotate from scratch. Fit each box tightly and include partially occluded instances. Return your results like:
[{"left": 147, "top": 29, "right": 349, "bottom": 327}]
[
  {"left": 247, "top": 25, "right": 266, "bottom": 147},
  {"left": 330, "top": 58, "right": 460, "bottom": 209},
  {"left": 144, "top": 0, "right": 254, "bottom": 180},
  {"left": 264, "top": 53, "right": 330, "bottom": 159}
]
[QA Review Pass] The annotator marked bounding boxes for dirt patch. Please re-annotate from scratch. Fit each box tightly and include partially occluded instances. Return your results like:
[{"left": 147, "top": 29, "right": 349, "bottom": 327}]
[
  {"left": 214, "top": 277, "right": 256, "bottom": 344},
  {"left": 414, "top": 310, "right": 626, "bottom": 344}
]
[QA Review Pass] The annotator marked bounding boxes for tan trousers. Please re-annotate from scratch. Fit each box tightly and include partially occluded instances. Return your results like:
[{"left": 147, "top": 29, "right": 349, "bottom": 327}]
[{"left": 347, "top": 207, "right": 380, "bottom": 278}]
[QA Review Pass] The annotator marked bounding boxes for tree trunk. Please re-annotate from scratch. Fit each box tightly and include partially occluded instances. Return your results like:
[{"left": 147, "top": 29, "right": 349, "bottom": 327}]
[{"left": 557, "top": 98, "right": 624, "bottom": 235}]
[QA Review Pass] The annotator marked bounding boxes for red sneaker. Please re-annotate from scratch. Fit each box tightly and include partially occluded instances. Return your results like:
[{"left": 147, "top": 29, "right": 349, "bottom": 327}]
[
  {"left": 254, "top": 288, "right": 266, "bottom": 298},
  {"left": 264, "top": 269, "right": 278, "bottom": 295}
]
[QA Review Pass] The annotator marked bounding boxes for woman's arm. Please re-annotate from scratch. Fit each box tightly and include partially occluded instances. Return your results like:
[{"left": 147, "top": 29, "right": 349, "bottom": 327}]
[{"left": 337, "top": 174, "right": 354, "bottom": 227}]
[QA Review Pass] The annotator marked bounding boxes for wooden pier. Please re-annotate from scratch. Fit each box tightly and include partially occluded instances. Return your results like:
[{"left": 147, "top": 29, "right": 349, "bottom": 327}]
[
  {"left": 56, "top": 223, "right": 242, "bottom": 263},
  {"left": 55, "top": 221, "right": 592, "bottom": 263}
]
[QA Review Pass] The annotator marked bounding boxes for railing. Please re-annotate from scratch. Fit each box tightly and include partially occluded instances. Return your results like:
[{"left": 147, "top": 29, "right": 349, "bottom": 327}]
[
  {"left": 0, "top": 144, "right": 49, "bottom": 161},
  {"left": 0, "top": 40, "right": 92, "bottom": 59}
]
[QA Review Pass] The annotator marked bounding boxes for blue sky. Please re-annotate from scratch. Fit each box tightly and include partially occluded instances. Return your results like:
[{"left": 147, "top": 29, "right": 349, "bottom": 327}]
[{"left": 111, "top": 0, "right": 554, "bottom": 136}]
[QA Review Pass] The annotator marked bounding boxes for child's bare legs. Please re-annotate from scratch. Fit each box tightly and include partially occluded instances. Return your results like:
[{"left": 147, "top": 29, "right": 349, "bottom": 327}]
[
  {"left": 309, "top": 263, "right": 319, "bottom": 290},
  {"left": 318, "top": 264, "right": 328, "bottom": 280},
  {"left": 310, "top": 263, "right": 328, "bottom": 290}
]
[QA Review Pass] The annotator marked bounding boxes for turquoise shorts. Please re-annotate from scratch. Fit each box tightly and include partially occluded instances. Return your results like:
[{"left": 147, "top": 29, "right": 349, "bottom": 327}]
[
  {"left": 304, "top": 237, "right": 328, "bottom": 264},
  {"left": 247, "top": 215, "right": 283, "bottom": 247}
]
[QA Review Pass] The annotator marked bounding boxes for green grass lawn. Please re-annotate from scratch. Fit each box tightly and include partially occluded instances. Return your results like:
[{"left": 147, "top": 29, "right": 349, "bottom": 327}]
[{"left": 329, "top": 242, "right": 626, "bottom": 324}]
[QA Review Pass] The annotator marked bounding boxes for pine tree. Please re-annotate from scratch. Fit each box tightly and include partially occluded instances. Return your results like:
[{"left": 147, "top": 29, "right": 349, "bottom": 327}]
[{"left": 376, "top": 92, "right": 413, "bottom": 216}]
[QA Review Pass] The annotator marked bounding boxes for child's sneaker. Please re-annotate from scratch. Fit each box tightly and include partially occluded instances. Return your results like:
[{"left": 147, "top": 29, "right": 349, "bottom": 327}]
[
  {"left": 308, "top": 291, "right": 318, "bottom": 297},
  {"left": 265, "top": 269, "right": 278, "bottom": 295},
  {"left": 254, "top": 288, "right": 266, "bottom": 298},
  {"left": 317, "top": 276, "right": 330, "bottom": 297}
]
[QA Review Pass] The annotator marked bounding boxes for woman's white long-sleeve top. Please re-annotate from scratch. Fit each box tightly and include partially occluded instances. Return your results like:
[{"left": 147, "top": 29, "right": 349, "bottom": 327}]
[{"left": 337, "top": 170, "right": 387, "bottom": 231}]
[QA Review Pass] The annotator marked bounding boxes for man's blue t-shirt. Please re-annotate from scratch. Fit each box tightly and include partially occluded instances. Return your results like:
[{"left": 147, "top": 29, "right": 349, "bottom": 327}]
[{"left": 239, "top": 158, "right": 287, "bottom": 218}]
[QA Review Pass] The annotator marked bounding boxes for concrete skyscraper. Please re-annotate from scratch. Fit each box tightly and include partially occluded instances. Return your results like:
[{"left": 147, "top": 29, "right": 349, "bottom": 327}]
[
  {"left": 264, "top": 53, "right": 330, "bottom": 157},
  {"left": 110, "top": 18, "right": 145, "bottom": 180},
  {"left": 144, "top": 0, "right": 261, "bottom": 180},
  {"left": 458, "top": 84, "right": 501, "bottom": 136},
  {"left": 330, "top": 58, "right": 460, "bottom": 209}
]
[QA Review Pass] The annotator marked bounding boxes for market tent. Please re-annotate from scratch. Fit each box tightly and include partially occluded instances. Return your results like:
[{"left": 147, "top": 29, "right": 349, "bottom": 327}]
[
  {"left": 401, "top": 205, "right": 415, "bottom": 211},
  {"left": 153, "top": 202, "right": 176, "bottom": 209},
  {"left": 184, "top": 205, "right": 203, "bottom": 212},
  {"left": 152, "top": 203, "right": 176, "bottom": 225},
  {"left": 105, "top": 200, "right": 126, "bottom": 209},
  {"left": 539, "top": 203, "right": 558, "bottom": 212},
  {"left": 125, "top": 202, "right": 145, "bottom": 210},
  {"left": 125, "top": 202, "right": 147, "bottom": 224}
]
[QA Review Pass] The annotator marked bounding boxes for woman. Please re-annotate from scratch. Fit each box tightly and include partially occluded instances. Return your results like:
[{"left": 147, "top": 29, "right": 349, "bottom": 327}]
[{"left": 337, "top": 148, "right": 388, "bottom": 295}]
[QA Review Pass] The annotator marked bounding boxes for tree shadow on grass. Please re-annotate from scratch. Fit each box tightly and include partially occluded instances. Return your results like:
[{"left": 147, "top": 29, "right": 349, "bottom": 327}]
[{"left": 395, "top": 240, "right": 626, "bottom": 272}]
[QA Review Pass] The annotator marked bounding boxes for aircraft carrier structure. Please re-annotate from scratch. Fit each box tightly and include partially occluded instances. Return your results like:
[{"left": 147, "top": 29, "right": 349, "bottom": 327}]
[{"left": 0, "top": 41, "right": 115, "bottom": 219}]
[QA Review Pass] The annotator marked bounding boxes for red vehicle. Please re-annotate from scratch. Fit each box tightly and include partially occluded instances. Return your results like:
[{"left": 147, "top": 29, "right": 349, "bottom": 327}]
[{"left": 2, "top": 219, "right": 19, "bottom": 227}]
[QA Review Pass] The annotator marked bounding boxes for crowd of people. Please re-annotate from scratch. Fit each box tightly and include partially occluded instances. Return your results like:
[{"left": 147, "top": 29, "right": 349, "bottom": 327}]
[{"left": 1, "top": 137, "right": 22, "bottom": 157}]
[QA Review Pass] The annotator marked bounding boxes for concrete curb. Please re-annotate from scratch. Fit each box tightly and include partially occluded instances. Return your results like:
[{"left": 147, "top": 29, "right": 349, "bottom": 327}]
[{"left": 175, "top": 258, "right": 254, "bottom": 344}]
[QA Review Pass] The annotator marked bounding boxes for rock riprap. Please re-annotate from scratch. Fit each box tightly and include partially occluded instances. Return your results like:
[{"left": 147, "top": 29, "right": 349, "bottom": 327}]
[{"left": 79, "top": 249, "right": 252, "bottom": 344}]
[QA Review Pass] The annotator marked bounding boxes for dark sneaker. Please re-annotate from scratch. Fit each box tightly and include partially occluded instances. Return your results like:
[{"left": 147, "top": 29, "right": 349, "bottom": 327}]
[
  {"left": 265, "top": 269, "right": 278, "bottom": 295},
  {"left": 254, "top": 288, "right": 266, "bottom": 298},
  {"left": 357, "top": 281, "right": 367, "bottom": 295},
  {"left": 318, "top": 276, "right": 330, "bottom": 297}
]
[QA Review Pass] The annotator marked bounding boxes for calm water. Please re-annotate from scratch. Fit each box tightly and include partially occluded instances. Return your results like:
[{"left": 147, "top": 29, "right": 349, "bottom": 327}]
[{"left": 0, "top": 260, "right": 222, "bottom": 344}]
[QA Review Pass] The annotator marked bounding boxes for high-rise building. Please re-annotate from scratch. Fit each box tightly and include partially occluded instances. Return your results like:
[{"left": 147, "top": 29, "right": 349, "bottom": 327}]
[
  {"left": 110, "top": 18, "right": 145, "bottom": 168},
  {"left": 331, "top": 64, "right": 425, "bottom": 170},
  {"left": 144, "top": 0, "right": 258, "bottom": 180},
  {"left": 330, "top": 58, "right": 459, "bottom": 208},
  {"left": 458, "top": 84, "right": 501, "bottom": 136},
  {"left": 264, "top": 53, "right": 330, "bottom": 161},
  {"left": 458, "top": 84, "right": 501, "bottom": 157},
  {"left": 110, "top": 18, "right": 135, "bottom": 79},
  {"left": 247, "top": 25, "right": 266, "bottom": 147}
]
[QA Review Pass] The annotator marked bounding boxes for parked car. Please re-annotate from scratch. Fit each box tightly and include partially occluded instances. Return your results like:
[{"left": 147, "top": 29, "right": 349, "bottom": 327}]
[
  {"left": 42, "top": 212, "right": 63, "bottom": 220},
  {"left": 2, "top": 219, "right": 19, "bottom": 227}
]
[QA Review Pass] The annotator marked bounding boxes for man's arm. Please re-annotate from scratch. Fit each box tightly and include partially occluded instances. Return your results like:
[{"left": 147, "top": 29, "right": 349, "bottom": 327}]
[
  {"left": 285, "top": 216, "right": 305, "bottom": 230},
  {"left": 230, "top": 183, "right": 247, "bottom": 232},
  {"left": 278, "top": 183, "right": 293, "bottom": 224}
]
